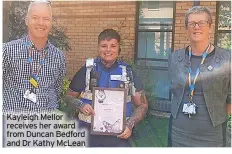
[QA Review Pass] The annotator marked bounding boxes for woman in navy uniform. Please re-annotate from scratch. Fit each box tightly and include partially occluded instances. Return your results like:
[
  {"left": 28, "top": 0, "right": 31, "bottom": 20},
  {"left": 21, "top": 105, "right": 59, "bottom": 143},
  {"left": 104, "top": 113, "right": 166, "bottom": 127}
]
[{"left": 65, "top": 29, "right": 148, "bottom": 147}]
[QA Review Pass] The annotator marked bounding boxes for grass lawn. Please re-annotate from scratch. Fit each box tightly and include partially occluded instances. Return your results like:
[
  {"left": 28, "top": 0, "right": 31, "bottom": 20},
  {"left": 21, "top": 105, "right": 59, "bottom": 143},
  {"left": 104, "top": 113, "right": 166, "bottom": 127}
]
[{"left": 130, "top": 114, "right": 170, "bottom": 147}]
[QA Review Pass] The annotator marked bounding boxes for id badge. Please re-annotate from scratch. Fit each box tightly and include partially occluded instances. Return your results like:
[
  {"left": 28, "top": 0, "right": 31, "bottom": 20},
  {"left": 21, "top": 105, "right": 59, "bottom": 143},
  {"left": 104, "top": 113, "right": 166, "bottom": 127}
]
[
  {"left": 188, "top": 104, "right": 195, "bottom": 114},
  {"left": 23, "top": 90, "right": 31, "bottom": 98},
  {"left": 191, "top": 103, "right": 198, "bottom": 114},
  {"left": 110, "top": 75, "right": 122, "bottom": 81},
  {"left": 24, "top": 89, "right": 37, "bottom": 103},
  {"left": 182, "top": 102, "right": 198, "bottom": 114},
  {"left": 182, "top": 102, "right": 190, "bottom": 114}
]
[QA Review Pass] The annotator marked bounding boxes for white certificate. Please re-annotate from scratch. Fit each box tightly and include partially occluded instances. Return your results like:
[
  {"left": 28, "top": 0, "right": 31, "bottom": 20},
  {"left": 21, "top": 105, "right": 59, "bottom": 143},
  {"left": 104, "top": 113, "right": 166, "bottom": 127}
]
[{"left": 91, "top": 87, "right": 126, "bottom": 136}]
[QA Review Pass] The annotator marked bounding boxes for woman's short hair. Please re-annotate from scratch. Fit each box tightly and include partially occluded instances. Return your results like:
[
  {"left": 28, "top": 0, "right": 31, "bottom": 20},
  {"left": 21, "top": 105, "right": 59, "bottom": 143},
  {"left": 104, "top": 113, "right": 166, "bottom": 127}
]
[
  {"left": 98, "top": 29, "right": 121, "bottom": 44},
  {"left": 185, "top": 6, "right": 212, "bottom": 28}
]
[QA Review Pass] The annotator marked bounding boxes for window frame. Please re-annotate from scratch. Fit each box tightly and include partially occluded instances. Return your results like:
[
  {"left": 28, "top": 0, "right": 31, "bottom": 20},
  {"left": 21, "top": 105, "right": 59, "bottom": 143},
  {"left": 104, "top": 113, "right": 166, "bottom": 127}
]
[
  {"left": 214, "top": 1, "right": 231, "bottom": 47},
  {"left": 134, "top": 1, "right": 176, "bottom": 100}
]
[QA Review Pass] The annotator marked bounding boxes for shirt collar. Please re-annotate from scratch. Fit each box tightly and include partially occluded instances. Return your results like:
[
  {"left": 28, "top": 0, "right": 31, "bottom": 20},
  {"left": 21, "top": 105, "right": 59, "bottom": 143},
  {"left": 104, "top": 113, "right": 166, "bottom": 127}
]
[
  {"left": 25, "top": 35, "right": 50, "bottom": 52},
  {"left": 97, "top": 57, "right": 119, "bottom": 70}
]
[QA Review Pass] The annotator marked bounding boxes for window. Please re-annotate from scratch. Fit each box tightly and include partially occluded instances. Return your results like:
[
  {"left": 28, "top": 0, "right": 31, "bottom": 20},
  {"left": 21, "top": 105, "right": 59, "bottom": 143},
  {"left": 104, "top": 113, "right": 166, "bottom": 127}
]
[
  {"left": 148, "top": 1, "right": 159, "bottom": 11},
  {"left": 215, "top": 1, "right": 231, "bottom": 50},
  {"left": 136, "top": 1, "right": 174, "bottom": 99}
]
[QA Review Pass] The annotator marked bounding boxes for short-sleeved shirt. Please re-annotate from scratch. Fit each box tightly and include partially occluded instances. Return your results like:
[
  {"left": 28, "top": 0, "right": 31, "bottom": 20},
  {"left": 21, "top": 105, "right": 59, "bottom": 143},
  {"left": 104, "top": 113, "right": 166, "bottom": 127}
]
[
  {"left": 3, "top": 36, "right": 66, "bottom": 114},
  {"left": 69, "top": 60, "right": 144, "bottom": 93}
]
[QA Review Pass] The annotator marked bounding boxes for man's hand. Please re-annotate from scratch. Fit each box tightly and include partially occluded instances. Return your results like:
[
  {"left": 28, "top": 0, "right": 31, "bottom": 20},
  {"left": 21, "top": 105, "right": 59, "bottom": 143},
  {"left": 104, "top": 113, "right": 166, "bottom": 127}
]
[
  {"left": 117, "top": 127, "right": 132, "bottom": 139},
  {"left": 80, "top": 104, "right": 95, "bottom": 116}
]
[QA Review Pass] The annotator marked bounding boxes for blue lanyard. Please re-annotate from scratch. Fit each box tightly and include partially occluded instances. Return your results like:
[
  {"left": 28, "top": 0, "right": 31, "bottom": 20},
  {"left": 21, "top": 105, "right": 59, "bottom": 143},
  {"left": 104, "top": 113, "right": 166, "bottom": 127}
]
[
  {"left": 25, "top": 41, "right": 48, "bottom": 80},
  {"left": 188, "top": 44, "right": 210, "bottom": 101}
]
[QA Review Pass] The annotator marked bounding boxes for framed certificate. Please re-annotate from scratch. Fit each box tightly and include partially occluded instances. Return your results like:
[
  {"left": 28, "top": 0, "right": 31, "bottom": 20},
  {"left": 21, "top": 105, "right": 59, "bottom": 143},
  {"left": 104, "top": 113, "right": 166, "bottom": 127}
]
[{"left": 91, "top": 87, "right": 127, "bottom": 136}]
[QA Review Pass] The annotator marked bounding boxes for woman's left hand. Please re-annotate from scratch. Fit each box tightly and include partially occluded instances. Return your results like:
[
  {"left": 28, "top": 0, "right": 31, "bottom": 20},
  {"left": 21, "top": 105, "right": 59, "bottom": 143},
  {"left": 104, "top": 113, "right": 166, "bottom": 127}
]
[{"left": 117, "top": 127, "right": 132, "bottom": 139}]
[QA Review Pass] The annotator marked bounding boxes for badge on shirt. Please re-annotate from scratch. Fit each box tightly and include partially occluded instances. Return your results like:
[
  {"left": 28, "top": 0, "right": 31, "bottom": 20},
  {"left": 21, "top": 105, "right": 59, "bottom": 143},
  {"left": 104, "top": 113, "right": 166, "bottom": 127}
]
[
  {"left": 110, "top": 75, "right": 122, "bottom": 81},
  {"left": 119, "top": 83, "right": 125, "bottom": 88},
  {"left": 207, "top": 65, "right": 213, "bottom": 71}
]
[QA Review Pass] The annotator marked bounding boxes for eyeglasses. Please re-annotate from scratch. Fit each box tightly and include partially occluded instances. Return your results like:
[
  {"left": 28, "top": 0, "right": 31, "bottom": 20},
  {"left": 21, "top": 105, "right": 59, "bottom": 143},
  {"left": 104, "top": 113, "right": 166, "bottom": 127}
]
[{"left": 187, "top": 21, "right": 210, "bottom": 28}]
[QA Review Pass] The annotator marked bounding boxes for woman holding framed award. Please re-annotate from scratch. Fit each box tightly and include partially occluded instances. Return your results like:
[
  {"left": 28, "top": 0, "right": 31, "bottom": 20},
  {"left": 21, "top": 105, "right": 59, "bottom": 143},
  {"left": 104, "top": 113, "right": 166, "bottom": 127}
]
[{"left": 65, "top": 29, "right": 148, "bottom": 147}]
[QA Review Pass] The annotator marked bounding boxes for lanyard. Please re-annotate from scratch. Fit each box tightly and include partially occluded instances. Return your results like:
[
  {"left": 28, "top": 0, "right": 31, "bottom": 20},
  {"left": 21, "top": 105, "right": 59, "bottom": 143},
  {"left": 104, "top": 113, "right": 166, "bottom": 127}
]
[
  {"left": 188, "top": 44, "right": 210, "bottom": 101},
  {"left": 25, "top": 41, "right": 48, "bottom": 81}
]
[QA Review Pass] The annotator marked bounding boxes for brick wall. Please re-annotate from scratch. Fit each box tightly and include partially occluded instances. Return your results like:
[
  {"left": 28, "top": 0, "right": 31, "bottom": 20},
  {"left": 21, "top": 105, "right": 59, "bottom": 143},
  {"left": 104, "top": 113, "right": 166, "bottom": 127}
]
[
  {"left": 199, "top": 1, "right": 217, "bottom": 43},
  {"left": 5, "top": 1, "right": 213, "bottom": 78},
  {"left": 51, "top": 1, "right": 136, "bottom": 79},
  {"left": 50, "top": 1, "right": 218, "bottom": 79},
  {"left": 3, "top": 1, "right": 11, "bottom": 43},
  {"left": 174, "top": 1, "right": 217, "bottom": 51}
]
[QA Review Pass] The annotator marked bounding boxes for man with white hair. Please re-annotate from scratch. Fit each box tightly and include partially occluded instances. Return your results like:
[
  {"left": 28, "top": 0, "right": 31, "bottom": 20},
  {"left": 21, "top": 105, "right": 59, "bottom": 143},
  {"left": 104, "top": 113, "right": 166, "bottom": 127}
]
[
  {"left": 2, "top": 1, "right": 70, "bottom": 147},
  {"left": 3, "top": 0, "right": 66, "bottom": 114}
]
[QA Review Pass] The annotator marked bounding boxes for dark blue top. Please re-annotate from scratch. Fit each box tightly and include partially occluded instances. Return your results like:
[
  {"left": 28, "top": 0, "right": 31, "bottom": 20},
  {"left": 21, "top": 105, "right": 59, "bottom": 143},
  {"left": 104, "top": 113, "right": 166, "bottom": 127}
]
[
  {"left": 69, "top": 60, "right": 144, "bottom": 93},
  {"left": 172, "top": 48, "right": 223, "bottom": 147}
]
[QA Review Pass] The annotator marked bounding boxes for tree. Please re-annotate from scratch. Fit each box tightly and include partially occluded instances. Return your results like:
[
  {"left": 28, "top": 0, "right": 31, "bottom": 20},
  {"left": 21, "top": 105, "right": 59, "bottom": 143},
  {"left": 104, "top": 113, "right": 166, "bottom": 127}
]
[
  {"left": 217, "top": 2, "right": 231, "bottom": 50},
  {"left": 218, "top": 2, "right": 231, "bottom": 30},
  {"left": 7, "top": 1, "right": 71, "bottom": 51}
]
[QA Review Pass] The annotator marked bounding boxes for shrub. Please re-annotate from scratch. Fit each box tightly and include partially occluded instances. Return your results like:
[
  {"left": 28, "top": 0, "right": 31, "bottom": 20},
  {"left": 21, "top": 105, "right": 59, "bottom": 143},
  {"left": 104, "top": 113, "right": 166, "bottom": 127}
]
[
  {"left": 7, "top": 1, "right": 71, "bottom": 51},
  {"left": 58, "top": 79, "right": 77, "bottom": 119},
  {"left": 59, "top": 78, "right": 71, "bottom": 111},
  {"left": 119, "top": 56, "right": 156, "bottom": 109}
]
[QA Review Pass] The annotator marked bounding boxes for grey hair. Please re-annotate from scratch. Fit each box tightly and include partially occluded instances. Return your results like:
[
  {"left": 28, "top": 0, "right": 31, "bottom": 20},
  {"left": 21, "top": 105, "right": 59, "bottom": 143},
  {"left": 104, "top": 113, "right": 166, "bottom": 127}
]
[
  {"left": 185, "top": 6, "right": 212, "bottom": 28},
  {"left": 27, "top": 0, "right": 52, "bottom": 17}
]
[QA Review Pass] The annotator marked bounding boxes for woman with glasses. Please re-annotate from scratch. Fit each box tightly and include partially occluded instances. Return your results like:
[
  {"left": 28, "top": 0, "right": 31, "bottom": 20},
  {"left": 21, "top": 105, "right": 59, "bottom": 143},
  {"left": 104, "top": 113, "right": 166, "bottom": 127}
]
[{"left": 168, "top": 6, "right": 231, "bottom": 147}]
